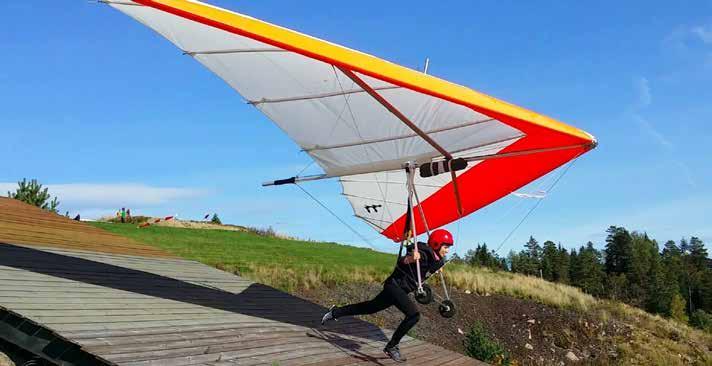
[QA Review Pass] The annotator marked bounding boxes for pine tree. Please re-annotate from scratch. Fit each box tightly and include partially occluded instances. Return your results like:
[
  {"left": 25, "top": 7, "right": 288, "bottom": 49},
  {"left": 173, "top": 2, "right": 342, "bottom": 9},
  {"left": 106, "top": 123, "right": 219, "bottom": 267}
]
[
  {"left": 464, "top": 248, "right": 477, "bottom": 266},
  {"left": 210, "top": 213, "right": 222, "bottom": 225},
  {"left": 467, "top": 244, "right": 505, "bottom": 270},
  {"left": 519, "top": 236, "right": 542, "bottom": 276},
  {"left": 575, "top": 242, "right": 605, "bottom": 296},
  {"left": 646, "top": 248, "right": 676, "bottom": 315},
  {"left": 682, "top": 237, "right": 709, "bottom": 313},
  {"left": 605, "top": 226, "right": 633, "bottom": 275},
  {"left": 554, "top": 244, "right": 571, "bottom": 284},
  {"left": 508, "top": 250, "right": 524, "bottom": 274},
  {"left": 450, "top": 253, "right": 465, "bottom": 264},
  {"left": 662, "top": 240, "right": 681, "bottom": 257},
  {"left": 680, "top": 238, "right": 690, "bottom": 254},
  {"left": 626, "top": 232, "right": 658, "bottom": 307},
  {"left": 7, "top": 178, "right": 60, "bottom": 213},
  {"left": 688, "top": 237, "right": 709, "bottom": 272},
  {"left": 569, "top": 248, "right": 580, "bottom": 285},
  {"left": 540, "top": 240, "right": 558, "bottom": 281},
  {"left": 700, "top": 271, "right": 712, "bottom": 313}
]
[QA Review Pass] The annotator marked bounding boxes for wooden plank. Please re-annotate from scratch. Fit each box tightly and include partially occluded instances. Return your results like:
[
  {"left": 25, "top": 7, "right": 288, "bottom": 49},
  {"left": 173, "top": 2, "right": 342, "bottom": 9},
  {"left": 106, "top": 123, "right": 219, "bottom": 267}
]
[
  {"left": 274, "top": 335, "right": 422, "bottom": 366},
  {"left": 63, "top": 321, "right": 307, "bottom": 339},
  {"left": 80, "top": 325, "right": 307, "bottom": 348},
  {"left": 0, "top": 274, "right": 253, "bottom": 288},
  {"left": 309, "top": 341, "right": 432, "bottom": 366},
  {"left": 19, "top": 305, "right": 332, "bottom": 319},
  {"left": 0, "top": 265, "right": 249, "bottom": 283},
  {"left": 106, "top": 334, "right": 325, "bottom": 363},
  {"left": 90, "top": 329, "right": 307, "bottom": 356},
  {"left": 52, "top": 315, "right": 368, "bottom": 336},
  {"left": 0, "top": 253, "right": 198, "bottom": 269},
  {"left": 0, "top": 268, "right": 227, "bottom": 284},
  {"left": 0, "top": 277, "right": 254, "bottom": 291},
  {"left": 0, "top": 254, "right": 208, "bottom": 271}
]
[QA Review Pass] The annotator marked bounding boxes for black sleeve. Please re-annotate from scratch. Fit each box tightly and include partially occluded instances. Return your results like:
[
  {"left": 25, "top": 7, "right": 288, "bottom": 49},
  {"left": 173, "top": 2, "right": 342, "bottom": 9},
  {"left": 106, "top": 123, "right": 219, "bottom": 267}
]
[{"left": 430, "top": 258, "right": 446, "bottom": 274}]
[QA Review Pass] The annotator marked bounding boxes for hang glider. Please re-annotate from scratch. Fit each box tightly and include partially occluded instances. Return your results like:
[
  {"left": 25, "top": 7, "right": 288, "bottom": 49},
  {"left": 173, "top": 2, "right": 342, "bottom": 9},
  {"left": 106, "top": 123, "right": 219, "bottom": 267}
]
[{"left": 105, "top": 0, "right": 597, "bottom": 242}]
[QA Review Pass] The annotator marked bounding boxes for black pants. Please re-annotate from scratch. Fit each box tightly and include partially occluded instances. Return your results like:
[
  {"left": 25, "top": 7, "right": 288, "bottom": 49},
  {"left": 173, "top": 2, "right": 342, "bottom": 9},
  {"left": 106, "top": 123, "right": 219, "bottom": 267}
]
[{"left": 332, "top": 280, "right": 420, "bottom": 348}]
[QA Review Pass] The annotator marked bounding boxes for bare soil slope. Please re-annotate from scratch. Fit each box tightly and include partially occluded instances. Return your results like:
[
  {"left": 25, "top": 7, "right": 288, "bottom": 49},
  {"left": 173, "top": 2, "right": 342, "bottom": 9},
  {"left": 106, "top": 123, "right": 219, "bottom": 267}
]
[{"left": 300, "top": 283, "right": 632, "bottom": 366}]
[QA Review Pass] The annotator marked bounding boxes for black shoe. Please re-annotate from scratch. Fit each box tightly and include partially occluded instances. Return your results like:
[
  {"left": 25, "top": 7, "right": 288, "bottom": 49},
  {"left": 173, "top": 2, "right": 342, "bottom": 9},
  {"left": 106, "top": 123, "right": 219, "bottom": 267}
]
[
  {"left": 321, "top": 305, "right": 336, "bottom": 325},
  {"left": 383, "top": 345, "right": 406, "bottom": 362}
]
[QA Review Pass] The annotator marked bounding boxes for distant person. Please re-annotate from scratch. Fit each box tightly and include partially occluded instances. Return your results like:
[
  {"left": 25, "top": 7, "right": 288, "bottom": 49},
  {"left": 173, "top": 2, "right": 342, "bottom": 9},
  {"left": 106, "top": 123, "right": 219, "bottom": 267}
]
[
  {"left": 73, "top": 214, "right": 81, "bottom": 221},
  {"left": 127, "top": 209, "right": 132, "bottom": 221},
  {"left": 321, "top": 229, "right": 454, "bottom": 362},
  {"left": 120, "top": 207, "right": 126, "bottom": 223}
]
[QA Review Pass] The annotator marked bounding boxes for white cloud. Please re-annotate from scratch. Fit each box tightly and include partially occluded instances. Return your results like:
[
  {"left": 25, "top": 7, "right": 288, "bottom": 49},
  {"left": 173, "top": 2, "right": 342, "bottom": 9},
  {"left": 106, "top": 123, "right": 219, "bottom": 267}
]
[
  {"left": 692, "top": 25, "right": 712, "bottom": 44},
  {"left": 663, "top": 23, "right": 712, "bottom": 52},
  {"left": 632, "top": 114, "right": 673, "bottom": 150},
  {"left": 636, "top": 77, "right": 652, "bottom": 108},
  {"left": 1, "top": 182, "right": 208, "bottom": 208}
]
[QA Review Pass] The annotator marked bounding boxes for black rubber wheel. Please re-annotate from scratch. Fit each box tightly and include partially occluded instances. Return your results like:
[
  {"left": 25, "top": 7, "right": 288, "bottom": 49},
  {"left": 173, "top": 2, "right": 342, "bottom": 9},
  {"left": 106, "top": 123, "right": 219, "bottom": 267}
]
[
  {"left": 414, "top": 284, "right": 433, "bottom": 304},
  {"left": 439, "top": 300, "right": 456, "bottom": 318}
]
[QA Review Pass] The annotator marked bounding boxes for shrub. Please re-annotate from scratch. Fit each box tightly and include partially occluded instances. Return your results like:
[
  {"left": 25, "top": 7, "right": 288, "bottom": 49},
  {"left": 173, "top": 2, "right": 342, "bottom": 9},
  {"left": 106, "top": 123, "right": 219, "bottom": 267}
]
[
  {"left": 245, "top": 226, "right": 276, "bottom": 237},
  {"left": 670, "top": 293, "right": 689, "bottom": 323},
  {"left": 107, "top": 215, "right": 150, "bottom": 225},
  {"left": 463, "top": 322, "right": 510, "bottom": 365},
  {"left": 690, "top": 310, "right": 712, "bottom": 333}
]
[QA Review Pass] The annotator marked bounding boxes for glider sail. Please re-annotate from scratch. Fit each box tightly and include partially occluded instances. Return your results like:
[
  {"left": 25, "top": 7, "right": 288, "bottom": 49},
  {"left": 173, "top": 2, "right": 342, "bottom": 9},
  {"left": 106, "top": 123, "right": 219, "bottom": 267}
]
[{"left": 107, "top": 0, "right": 597, "bottom": 242}]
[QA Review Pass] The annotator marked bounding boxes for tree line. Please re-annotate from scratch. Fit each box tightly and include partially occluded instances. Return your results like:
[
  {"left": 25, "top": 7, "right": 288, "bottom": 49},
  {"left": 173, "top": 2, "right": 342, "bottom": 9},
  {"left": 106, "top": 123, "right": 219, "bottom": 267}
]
[{"left": 452, "top": 226, "right": 712, "bottom": 332}]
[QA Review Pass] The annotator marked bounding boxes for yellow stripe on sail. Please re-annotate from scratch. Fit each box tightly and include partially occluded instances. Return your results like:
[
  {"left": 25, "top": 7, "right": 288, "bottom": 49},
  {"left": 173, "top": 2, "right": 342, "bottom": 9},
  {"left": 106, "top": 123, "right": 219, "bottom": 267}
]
[{"left": 138, "top": 0, "right": 595, "bottom": 143}]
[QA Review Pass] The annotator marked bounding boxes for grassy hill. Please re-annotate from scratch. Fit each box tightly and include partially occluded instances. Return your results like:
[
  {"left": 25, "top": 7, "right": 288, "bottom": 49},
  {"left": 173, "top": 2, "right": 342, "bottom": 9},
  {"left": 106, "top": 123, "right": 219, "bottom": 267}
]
[
  {"left": 91, "top": 222, "right": 394, "bottom": 291},
  {"left": 92, "top": 222, "right": 712, "bottom": 365}
]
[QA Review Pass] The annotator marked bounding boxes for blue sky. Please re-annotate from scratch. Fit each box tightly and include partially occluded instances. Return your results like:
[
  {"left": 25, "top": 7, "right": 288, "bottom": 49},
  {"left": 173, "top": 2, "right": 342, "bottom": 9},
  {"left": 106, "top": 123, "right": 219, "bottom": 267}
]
[{"left": 2, "top": 1, "right": 711, "bottom": 256}]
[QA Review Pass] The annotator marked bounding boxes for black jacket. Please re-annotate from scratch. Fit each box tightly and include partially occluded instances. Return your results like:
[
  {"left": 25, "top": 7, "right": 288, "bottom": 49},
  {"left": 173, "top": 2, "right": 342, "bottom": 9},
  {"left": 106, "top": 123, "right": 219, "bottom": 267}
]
[{"left": 386, "top": 242, "right": 446, "bottom": 293}]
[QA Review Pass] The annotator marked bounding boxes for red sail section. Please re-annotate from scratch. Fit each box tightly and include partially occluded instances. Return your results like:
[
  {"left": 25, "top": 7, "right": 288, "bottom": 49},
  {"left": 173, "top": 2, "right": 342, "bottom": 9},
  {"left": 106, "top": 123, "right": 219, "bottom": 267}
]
[{"left": 381, "top": 111, "right": 592, "bottom": 242}]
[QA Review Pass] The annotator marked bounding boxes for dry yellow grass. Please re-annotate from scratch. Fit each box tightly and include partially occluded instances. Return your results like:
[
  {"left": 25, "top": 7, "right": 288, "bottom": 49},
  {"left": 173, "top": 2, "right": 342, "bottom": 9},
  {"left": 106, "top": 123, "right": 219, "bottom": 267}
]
[
  {"left": 445, "top": 264, "right": 597, "bottom": 310},
  {"left": 442, "top": 265, "right": 712, "bottom": 365},
  {"left": 216, "top": 262, "right": 389, "bottom": 292},
  {"left": 236, "top": 261, "right": 712, "bottom": 365},
  {"left": 598, "top": 301, "right": 712, "bottom": 366}
]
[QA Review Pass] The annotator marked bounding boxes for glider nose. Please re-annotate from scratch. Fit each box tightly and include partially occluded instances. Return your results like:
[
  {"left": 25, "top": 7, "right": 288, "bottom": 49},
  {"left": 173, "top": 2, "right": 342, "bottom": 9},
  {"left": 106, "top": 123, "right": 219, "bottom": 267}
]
[{"left": 584, "top": 131, "right": 598, "bottom": 150}]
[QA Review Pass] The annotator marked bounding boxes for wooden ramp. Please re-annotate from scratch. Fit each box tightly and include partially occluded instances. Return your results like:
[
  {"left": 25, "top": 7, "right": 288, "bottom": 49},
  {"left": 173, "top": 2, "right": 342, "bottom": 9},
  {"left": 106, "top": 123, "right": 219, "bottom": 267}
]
[{"left": 0, "top": 198, "right": 483, "bottom": 366}]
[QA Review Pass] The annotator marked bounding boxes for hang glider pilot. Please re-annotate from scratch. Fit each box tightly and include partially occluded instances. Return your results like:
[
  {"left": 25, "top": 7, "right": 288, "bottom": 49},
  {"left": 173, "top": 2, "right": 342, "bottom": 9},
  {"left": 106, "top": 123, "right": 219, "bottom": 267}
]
[{"left": 321, "top": 229, "right": 454, "bottom": 362}]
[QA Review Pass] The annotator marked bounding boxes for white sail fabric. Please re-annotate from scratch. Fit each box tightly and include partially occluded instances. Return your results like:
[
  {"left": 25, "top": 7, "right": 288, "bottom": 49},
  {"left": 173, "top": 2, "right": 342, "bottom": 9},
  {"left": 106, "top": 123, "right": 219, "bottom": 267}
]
[
  {"left": 108, "top": 0, "right": 530, "bottom": 235},
  {"left": 340, "top": 138, "right": 519, "bottom": 232},
  {"left": 108, "top": 1, "right": 523, "bottom": 178}
]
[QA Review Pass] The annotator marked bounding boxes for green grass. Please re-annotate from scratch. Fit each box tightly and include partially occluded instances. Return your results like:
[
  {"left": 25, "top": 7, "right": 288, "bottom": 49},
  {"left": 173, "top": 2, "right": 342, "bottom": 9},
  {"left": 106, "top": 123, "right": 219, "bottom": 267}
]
[
  {"left": 91, "top": 222, "right": 395, "bottom": 291},
  {"left": 92, "top": 222, "right": 712, "bottom": 365}
]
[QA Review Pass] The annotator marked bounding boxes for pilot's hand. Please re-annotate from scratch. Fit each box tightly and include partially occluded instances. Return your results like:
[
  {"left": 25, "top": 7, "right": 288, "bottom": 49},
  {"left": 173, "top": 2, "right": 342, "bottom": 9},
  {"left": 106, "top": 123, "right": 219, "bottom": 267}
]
[{"left": 413, "top": 251, "right": 421, "bottom": 261}]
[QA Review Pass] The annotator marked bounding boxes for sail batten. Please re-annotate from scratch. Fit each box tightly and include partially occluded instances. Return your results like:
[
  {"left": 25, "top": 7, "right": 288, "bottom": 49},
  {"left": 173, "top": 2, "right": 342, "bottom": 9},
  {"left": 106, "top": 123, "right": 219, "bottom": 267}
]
[{"left": 107, "top": 0, "right": 596, "bottom": 241}]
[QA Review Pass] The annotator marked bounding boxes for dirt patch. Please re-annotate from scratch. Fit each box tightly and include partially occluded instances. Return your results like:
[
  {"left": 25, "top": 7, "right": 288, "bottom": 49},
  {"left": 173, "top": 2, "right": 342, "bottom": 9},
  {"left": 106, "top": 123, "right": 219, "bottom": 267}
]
[{"left": 298, "top": 283, "right": 631, "bottom": 365}]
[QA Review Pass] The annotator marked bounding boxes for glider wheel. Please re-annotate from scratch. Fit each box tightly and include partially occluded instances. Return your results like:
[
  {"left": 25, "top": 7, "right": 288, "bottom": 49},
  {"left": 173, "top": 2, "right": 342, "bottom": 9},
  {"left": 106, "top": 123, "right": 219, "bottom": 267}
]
[
  {"left": 415, "top": 284, "right": 433, "bottom": 304},
  {"left": 439, "top": 300, "right": 456, "bottom": 318}
]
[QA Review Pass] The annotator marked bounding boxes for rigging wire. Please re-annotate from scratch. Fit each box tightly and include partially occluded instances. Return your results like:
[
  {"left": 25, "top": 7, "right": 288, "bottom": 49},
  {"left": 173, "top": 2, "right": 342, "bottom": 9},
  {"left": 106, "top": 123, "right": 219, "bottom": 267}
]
[
  {"left": 296, "top": 160, "right": 315, "bottom": 177},
  {"left": 333, "top": 66, "right": 395, "bottom": 225},
  {"left": 493, "top": 154, "right": 582, "bottom": 254},
  {"left": 294, "top": 183, "right": 380, "bottom": 251}
]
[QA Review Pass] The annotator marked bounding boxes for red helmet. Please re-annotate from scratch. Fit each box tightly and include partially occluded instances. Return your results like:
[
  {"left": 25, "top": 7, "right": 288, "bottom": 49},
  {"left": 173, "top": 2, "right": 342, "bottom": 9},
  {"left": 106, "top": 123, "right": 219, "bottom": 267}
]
[{"left": 428, "top": 229, "right": 454, "bottom": 251}]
